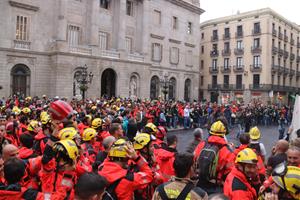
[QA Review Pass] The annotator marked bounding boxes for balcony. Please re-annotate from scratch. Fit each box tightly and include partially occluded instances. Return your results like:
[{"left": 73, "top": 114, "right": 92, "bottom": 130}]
[
  {"left": 251, "top": 46, "right": 262, "bottom": 54},
  {"left": 233, "top": 84, "right": 245, "bottom": 90},
  {"left": 272, "top": 64, "right": 279, "bottom": 73},
  {"left": 210, "top": 50, "right": 219, "bottom": 57},
  {"left": 69, "top": 45, "right": 92, "bottom": 55},
  {"left": 291, "top": 38, "right": 295, "bottom": 45},
  {"left": 128, "top": 53, "right": 144, "bottom": 62},
  {"left": 290, "top": 53, "right": 295, "bottom": 61},
  {"left": 14, "top": 40, "right": 31, "bottom": 50},
  {"left": 219, "top": 84, "right": 232, "bottom": 90},
  {"left": 234, "top": 48, "right": 244, "bottom": 55},
  {"left": 284, "top": 51, "right": 289, "bottom": 59},
  {"left": 283, "top": 68, "right": 289, "bottom": 76},
  {"left": 297, "top": 56, "right": 300, "bottom": 63},
  {"left": 250, "top": 64, "right": 262, "bottom": 72},
  {"left": 211, "top": 35, "right": 219, "bottom": 42},
  {"left": 272, "top": 46, "right": 278, "bottom": 55},
  {"left": 209, "top": 67, "right": 219, "bottom": 74},
  {"left": 284, "top": 35, "right": 289, "bottom": 42},
  {"left": 252, "top": 29, "right": 261, "bottom": 36},
  {"left": 222, "top": 49, "right": 231, "bottom": 56},
  {"left": 278, "top": 66, "right": 285, "bottom": 74},
  {"left": 278, "top": 48, "right": 284, "bottom": 56},
  {"left": 221, "top": 66, "right": 231, "bottom": 73},
  {"left": 278, "top": 33, "right": 283, "bottom": 40},
  {"left": 223, "top": 34, "right": 231, "bottom": 40},
  {"left": 208, "top": 84, "right": 220, "bottom": 90},
  {"left": 235, "top": 31, "right": 243, "bottom": 38},
  {"left": 233, "top": 65, "right": 244, "bottom": 72},
  {"left": 272, "top": 29, "right": 277, "bottom": 37},
  {"left": 297, "top": 71, "right": 300, "bottom": 77},
  {"left": 249, "top": 84, "right": 272, "bottom": 91},
  {"left": 290, "top": 69, "right": 296, "bottom": 76},
  {"left": 99, "top": 49, "right": 120, "bottom": 59}
]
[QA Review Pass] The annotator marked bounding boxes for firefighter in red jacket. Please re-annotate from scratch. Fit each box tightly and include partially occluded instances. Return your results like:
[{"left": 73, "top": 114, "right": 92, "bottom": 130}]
[
  {"left": 152, "top": 126, "right": 167, "bottom": 150},
  {"left": 194, "top": 120, "right": 235, "bottom": 194},
  {"left": 39, "top": 139, "right": 79, "bottom": 199},
  {"left": 34, "top": 114, "right": 52, "bottom": 155},
  {"left": 224, "top": 148, "right": 261, "bottom": 200},
  {"left": 98, "top": 138, "right": 153, "bottom": 200},
  {"left": 133, "top": 133, "right": 164, "bottom": 199},
  {"left": 81, "top": 128, "right": 97, "bottom": 163}
]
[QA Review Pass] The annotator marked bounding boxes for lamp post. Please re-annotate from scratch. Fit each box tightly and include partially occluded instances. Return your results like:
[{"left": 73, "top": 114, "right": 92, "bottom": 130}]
[
  {"left": 74, "top": 65, "right": 94, "bottom": 100},
  {"left": 160, "top": 75, "right": 171, "bottom": 101}
]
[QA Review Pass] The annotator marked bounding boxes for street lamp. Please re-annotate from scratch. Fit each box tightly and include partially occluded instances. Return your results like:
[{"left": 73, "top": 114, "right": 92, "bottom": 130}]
[
  {"left": 74, "top": 64, "right": 94, "bottom": 100},
  {"left": 160, "top": 75, "right": 171, "bottom": 101}
]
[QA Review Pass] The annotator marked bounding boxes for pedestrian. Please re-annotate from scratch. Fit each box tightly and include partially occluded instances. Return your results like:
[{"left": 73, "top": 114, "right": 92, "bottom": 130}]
[{"left": 186, "top": 128, "right": 203, "bottom": 153}]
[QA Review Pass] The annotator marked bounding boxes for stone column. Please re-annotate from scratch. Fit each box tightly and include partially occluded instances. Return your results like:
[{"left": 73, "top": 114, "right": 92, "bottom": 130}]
[
  {"left": 142, "top": 0, "right": 150, "bottom": 60},
  {"left": 56, "top": 0, "right": 67, "bottom": 41}
]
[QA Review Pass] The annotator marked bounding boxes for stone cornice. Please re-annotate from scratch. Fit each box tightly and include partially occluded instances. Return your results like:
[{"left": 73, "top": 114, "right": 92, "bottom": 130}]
[
  {"left": 165, "top": 0, "right": 205, "bottom": 15},
  {"left": 9, "top": 1, "right": 39, "bottom": 11},
  {"left": 184, "top": 42, "right": 196, "bottom": 48},
  {"left": 169, "top": 39, "right": 181, "bottom": 44},
  {"left": 150, "top": 65, "right": 199, "bottom": 74},
  {"left": 200, "top": 8, "right": 300, "bottom": 31},
  {"left": 150, "top": 34, "right": 165, "bottom": 40}
]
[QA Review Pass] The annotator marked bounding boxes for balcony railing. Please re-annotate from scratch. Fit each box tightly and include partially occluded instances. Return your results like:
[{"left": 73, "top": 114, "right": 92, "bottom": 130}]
[
  {"left": 234, "top": 48, "right": 244, "bottom": 55},
  {"left": 211, "top": 35, "right": 219, "bottom": 42},
  {"left": 99, "top": 49, "right": 120, "bottom": 59},
  {"left": 128, "top": 53, "right": 144, "bottom": 62},
  {"left": 272, "top": 64, "right": 279, "bottom": 73},
  {"left": 222, "top": 49, "right": 231, "bottom": 56},
  {"left": 251, "top": 46, "right": 262, "bottom": 54},
  {"left": 272, "top": 29, "right": 277, "bottom": 37},
  {"left": 223, "top": 34, "right": 231, "bottom": 40},
  {"left": 233, "top": 84, "right": 245, "bottom": 90},
  {"left": 69, "top": 45, "right": 92, "bottom": 55},
  {"left": 284, "top": 51, "right": 289, "bottom": 59},
  {"left": 291, "top": 38, "right": 295, "bottom": 45},
  {"left": 250, "top": 64, "right": 262, "bottom": 72},
  {"left": 219, "top": 84, "right": 231, "bottom": 90},
  {"left": 221, "top": 66, "right": 231, "bottom": 73},
  {"left": 278, "top": 66, "right": 285, "bottom": 74},
  {"left": 233, "top": 65, "right": 244, "bottom": 72},
  {"left": 272, "top": 46, "right": 278, "bottom": 55},
  {"left": 249, "top": 84, "right": 272, "bottom": 91},
  {"left": 290, "top": 53, "right": 295, "bottom": 61},
  {"left": 14, "top": 40, "right": 31, "bottom": 50},
  {"left": 290, "top": 69, "right": 296, "bottom": 76},
  {"left": 278, "top": 33, "right": 283, "bottom": 40},
  {"left": 210, "top": 50, "right": 219, "bottom": 57},
  {"left": 252, "top": 29, "right": 261, "bottom": 36},
  {"left": 283, "top": 67, "right": 289, "bottom": 76},
  {"left": 284, "top": 35, "right": 289, "bottom": 42},
  {"left": 209, "top": 67, "right": 219, "bottom": 74},
  {"left": 297, "top": 71, "right": 300, "bottom": 77},
  {"left": 278, "top": 48, "right": 284, "bottom": 56},
  {"left": 208, "top": 84, "right": 220, "bottom": 90},
  {"left": 297, "top": 56, "right": 300, "bottom": 63},
  {"left": 235, "top": 31, "right": 243, "bottom": 38}
]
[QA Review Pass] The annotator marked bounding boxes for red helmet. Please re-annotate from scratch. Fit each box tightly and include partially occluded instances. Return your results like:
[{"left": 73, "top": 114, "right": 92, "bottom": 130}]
[
  {"left": 156, "top": 126, "right": 167, "bottom": 139},
  {"left": 49, "top": 100, "right": 73, "bottom": 121}
]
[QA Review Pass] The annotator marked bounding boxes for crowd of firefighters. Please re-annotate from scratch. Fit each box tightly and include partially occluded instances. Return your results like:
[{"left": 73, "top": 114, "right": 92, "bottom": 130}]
[{"left": 0, "top": 96, "right": 299, "bottom": 200}]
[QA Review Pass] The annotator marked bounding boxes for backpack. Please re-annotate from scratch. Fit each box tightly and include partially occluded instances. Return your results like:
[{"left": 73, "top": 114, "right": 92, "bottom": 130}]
[
  {"left": 102, "top": 170, "right": 134, "bottom": 200},
  {"left": 197, "top": 141, "right": 223, "bottom": 183},
  {"left": 157, "top": 182, "right": 194, "bottom": 200}
]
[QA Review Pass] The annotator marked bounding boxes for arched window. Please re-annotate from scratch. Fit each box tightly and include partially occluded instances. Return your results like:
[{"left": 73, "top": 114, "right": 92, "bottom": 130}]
[
  {"left": 11, "top": 64, "right": 30, "bottom": 97},
  {"left": 184, "top": 79, "right": 191, "bottom": 102},
  {"left": 150, "top": 76, "right": 159, "bottom": 99},
  {"left": 168, "top": 77, "right": 176, "bottom": 100}
]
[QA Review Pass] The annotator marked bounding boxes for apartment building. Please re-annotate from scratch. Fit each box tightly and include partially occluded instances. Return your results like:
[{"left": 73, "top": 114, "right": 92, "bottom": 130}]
[
  {"left": 200, "top": 8, "right": 300, "bottom": 104},
  {"left": 0, "top": 0, "right": 204, "bottom": 101}
]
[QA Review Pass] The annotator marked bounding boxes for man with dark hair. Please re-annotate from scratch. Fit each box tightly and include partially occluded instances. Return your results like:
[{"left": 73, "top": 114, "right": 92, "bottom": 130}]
[
  {"left": 156, "top": 134, "right": 178, "bottom": 182},
  {"left": 109, "top": 123, "right": 123, "bottom": 139},
  {"left": 233, "top": 133, "right": 250, "bottom": 155},
  {"left": 75, "top": 172, "right": 107, "bottom": 200},
  {"left": 19, "top": 133, "right": 36, "bottom": 159},
  {"left": 152, "top": 153, "right": 208, "bottom": 200},
  {"left": 186, "top": 128, "right": 203, "bottom": 153}
]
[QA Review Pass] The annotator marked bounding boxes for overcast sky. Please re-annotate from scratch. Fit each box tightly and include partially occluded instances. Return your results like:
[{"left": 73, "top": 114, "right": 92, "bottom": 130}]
[{"left": 200, "top": 0, "right": 300, "bottom": 24}]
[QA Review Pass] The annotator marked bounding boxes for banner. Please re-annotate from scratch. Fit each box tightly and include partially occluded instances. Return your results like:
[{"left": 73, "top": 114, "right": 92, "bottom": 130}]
[{"left": 291, "top": 95, "right": 300, "bottom": 141}]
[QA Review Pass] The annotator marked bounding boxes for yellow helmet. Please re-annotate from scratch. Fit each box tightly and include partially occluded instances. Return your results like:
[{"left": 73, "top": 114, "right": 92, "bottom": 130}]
[
  {"left": 235, "top": 148, "right": 258, "bottom": 164},
  {"left": 40, "top": 111, "right": 48, "bottom": 119},
  {"left": 91, "top": 106, "right": 97, "bottom": 110},
  {"left": 27, "top": 120, "right": 39, "bottom": 132},
  {"left": 22, "top": 107, "right": 31, "bottom": 114},
  {"left": 145, "top": 123, "right": 158, "bottom": 134},
  {"left": 133, "top": 133, "right": 151, "bottom": 150},
  {"left": 53, "top": 139, "right": 79, "bottom": 162},
  {"left": 249, "top": 126, "right": 261, "bottom": 140},
  {"left": 41, "top": 114, "right": 51, "bottom": 125},
  {"left": 58, "top": 127, "right": 78, "bottom": 140},
  {"left": 210, "top": 121, "right": 226, "bottom": 136},
  {"left": 91, "top": 118, "right": 102, "bottom": 129},
  {"left": 12, "top": 106, "right": 21, "bottom": 115},
  {"left": 272, "top": 166, "right": 300, "bottom": 199},
  {"left": 108, "top": 138, "right": 128, "bottom": 158},
  {"left": 82, "top": 128, "right": 97, "bottom": 141},
  {"left": 25, "top": 96, "right": 32, "bottom": 101}
]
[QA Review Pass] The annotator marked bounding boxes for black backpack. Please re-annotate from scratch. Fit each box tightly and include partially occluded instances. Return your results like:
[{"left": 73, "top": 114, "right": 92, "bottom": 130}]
[{"left": 197, "top": 141, "right": 223, "bottom": 182}]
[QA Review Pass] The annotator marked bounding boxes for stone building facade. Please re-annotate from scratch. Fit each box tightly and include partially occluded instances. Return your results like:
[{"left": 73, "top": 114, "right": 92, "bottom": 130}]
[
  {"left": 200, "top": 8, "right": 300, "bottom": 104},
  {"left": 0, "top": 0, "right": 204, "bottom": 101}
]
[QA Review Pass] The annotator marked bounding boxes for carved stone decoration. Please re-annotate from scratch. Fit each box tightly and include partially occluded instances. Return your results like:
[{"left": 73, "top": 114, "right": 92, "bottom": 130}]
[
  {"left": 9, "top": 1, "right": 39, "bottom": 11},
  {"left": 129, "top": 75, "right": 138, "bottom": 97}
]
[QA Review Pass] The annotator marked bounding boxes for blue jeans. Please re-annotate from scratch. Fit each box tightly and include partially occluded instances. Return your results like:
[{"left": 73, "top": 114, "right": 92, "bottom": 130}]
[
  {"left": 184, "top": 117, "right": 190, "bottom": 129},
  {"left": 172, "top": 116, "right": 178, "bottom": 128}
]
